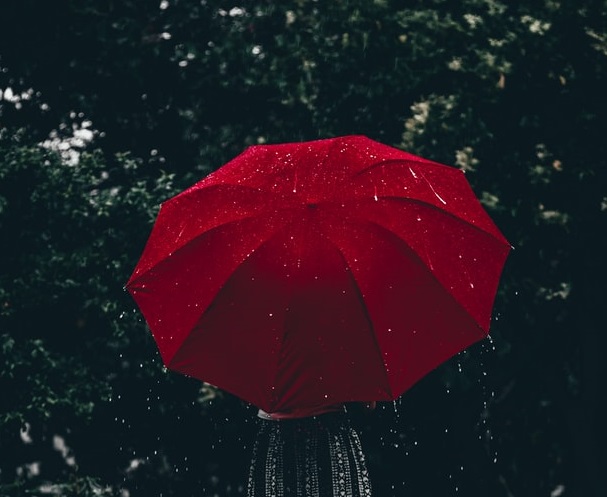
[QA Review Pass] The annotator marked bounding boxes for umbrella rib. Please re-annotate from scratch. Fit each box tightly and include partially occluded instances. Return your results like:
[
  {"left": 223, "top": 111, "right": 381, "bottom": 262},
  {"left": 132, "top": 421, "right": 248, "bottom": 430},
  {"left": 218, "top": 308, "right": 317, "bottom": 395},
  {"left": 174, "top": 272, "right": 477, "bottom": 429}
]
[
  {"left": 317, "top": 231, "right": 395, "bottom": 400},
  {"left": 356, "top": 196, "right": 510, "bottom": 247},
  {"left": 168, "top": 182, "right": 302, "bottom": 211},
  {"left": 128, "top": 208, "right": 296, "bottom": 286},
  {"left": 344, "top": 157, "right": 509, "bottom": 244},
  {"left": 349, "top": 157, "right": 454, "bottom": 179},
  {"left": 166, "top": 216, "right": 299, "bottom": 372},
  {"left": 359, "top": 217, "right": 488, "bottom": 338}
]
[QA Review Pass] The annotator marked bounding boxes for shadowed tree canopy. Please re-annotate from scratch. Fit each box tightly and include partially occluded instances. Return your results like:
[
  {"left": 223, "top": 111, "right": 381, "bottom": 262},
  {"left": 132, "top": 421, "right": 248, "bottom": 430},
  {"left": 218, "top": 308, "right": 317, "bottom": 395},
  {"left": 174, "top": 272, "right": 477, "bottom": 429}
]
[{"left": 1, "top": 0, "right": 606, "bottom": 496}]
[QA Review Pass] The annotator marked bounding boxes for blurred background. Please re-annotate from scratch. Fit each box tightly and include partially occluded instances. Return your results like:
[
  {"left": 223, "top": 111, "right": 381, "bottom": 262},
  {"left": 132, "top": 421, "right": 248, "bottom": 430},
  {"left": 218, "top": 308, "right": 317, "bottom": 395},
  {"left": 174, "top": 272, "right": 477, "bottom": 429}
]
[{"left": 1, "top": 1, "right": 606, "bottom": 496}]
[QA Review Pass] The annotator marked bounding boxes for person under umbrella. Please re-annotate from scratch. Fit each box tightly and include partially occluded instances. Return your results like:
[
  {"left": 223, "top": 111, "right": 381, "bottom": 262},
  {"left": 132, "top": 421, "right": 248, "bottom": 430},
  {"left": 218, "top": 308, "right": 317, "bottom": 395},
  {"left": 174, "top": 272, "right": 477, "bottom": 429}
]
[
  {"left": 247, "top": 400, "right": 375, "bottom": 496},
  {"left": 126, "top": 135, "right": 510, "bottom": 497}
]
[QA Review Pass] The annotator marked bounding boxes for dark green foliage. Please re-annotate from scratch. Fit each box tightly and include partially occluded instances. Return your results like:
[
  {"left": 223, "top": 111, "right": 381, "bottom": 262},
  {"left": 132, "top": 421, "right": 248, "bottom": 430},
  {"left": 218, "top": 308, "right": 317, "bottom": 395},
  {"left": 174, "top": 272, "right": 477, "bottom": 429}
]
[{"left": 1, "top": 0, "right": 606, "bottom": 496}]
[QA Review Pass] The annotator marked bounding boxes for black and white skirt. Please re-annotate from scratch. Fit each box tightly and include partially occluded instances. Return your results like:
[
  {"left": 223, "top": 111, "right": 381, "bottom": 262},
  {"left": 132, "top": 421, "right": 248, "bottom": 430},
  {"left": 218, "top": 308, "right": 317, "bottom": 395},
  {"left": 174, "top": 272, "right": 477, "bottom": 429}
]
[{"left": 247, "top": 412, "right": 372, "bottom": 497}]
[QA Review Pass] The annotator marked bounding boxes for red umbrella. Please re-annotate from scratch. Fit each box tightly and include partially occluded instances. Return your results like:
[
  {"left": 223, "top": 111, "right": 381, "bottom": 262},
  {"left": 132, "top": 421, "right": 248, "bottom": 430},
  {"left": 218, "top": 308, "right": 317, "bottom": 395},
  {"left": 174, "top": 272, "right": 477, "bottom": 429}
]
[{"left": 126, "top": 135, "right": 510, "bottom": 413}]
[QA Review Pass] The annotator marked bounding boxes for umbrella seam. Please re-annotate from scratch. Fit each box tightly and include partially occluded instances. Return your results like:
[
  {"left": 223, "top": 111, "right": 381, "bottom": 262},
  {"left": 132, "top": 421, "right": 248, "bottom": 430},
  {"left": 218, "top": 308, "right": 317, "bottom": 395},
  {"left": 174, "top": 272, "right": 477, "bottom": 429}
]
[
  {"left": 344, "top": 196, "right": 511, "bottom": 247},
  {"left": 182, "top": 215, "right": 304, "bottom": 410},
  {"left": 140, "top": 215, "right": 294, "bottom": 369},
  {"left": 343, "top": 156, "right": 509, "bottom": 243},
  {"left": 350, "top": 157, "right": 441, "bottom": 178},
  {"left": 315, "top": 215, "right": 492, "bottom": 400},
  {"left": 355, "top": 217, "right": 490, "bottom": 339},
  {"left": 166, "top": 215, "right": 304, "bottom": 408},
  {"left": 315, "top": 230, "right": 396, "bottom": 400},
  {"left": 127, "top": 207, "right": 300, "bottom": 287}
]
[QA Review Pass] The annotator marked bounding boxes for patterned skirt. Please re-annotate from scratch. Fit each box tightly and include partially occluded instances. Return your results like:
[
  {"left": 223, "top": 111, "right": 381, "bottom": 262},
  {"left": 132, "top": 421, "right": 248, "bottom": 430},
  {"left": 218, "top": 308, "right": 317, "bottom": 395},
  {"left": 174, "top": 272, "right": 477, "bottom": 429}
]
[{"left": 247, "top": 412, "right": 372, "bottom": 497}]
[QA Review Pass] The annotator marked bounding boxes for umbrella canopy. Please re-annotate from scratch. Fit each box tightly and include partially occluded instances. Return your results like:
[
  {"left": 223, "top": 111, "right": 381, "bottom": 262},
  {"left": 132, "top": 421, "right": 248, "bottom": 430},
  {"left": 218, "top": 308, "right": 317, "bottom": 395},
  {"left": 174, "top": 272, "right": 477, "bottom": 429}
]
[{"left": 126, "top": 135, "right": 510, "bottom": 413}]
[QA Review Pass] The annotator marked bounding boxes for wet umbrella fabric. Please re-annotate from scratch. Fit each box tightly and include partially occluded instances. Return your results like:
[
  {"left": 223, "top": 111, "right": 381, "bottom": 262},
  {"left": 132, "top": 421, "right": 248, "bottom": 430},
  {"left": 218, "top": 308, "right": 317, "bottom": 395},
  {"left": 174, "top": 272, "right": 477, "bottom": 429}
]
[{"left": 126, "top": 135, "right": 510, "bottom": 413}]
